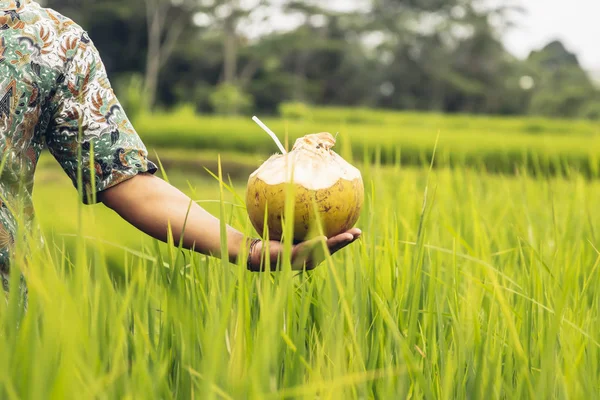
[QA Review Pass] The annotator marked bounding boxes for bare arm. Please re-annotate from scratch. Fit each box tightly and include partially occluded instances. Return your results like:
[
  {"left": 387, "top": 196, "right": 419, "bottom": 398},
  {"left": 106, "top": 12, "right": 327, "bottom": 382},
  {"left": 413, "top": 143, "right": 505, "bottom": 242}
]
[
  {"left": 98, "top": 173, "right": 361, "bottom": 271},
  {"left": 98, "top": 172, "right": 246, "bottom": 263}
]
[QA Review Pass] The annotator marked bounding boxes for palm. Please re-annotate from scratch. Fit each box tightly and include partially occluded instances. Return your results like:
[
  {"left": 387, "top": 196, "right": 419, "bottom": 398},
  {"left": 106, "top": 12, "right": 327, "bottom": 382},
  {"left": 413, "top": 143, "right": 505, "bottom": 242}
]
[{"left": 248, "top": 228, "right": 362, "bottom": 271}]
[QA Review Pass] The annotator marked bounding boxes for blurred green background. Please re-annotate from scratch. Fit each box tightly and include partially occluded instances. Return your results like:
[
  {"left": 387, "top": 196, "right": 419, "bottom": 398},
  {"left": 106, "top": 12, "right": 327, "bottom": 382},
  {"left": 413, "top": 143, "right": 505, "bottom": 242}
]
[{"left": 39, "top": 0, "right": 600, "bottom": 120}]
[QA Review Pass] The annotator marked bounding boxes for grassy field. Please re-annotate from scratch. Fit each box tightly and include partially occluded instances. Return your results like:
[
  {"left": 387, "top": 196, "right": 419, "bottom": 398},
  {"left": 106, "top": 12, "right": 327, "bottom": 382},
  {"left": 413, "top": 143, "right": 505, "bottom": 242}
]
[
  {"left": 135, "top": 106, "right": 600, "bottom": 178},
  {"left": 0, "top": 109, "right": 598, "bottom": 398},
  {"left": 0, "top": 127, "right": 596, "bottom": 398}
]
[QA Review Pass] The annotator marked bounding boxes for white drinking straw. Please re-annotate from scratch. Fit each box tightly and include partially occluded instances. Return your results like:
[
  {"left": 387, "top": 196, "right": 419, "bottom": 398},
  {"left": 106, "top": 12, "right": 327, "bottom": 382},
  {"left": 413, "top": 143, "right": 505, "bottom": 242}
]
[{"left": 252, "top": 116, "right": 287, "bottom": 154}]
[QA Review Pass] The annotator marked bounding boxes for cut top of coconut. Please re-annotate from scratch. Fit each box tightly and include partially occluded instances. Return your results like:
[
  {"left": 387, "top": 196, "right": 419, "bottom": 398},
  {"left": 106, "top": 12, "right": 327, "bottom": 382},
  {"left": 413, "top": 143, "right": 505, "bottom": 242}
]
[
  {"left": 292, "top": 132, "right": 337, "bottom": 152},
  {"left": 251, "top": 133, "right": 362, "bottom": 190}
]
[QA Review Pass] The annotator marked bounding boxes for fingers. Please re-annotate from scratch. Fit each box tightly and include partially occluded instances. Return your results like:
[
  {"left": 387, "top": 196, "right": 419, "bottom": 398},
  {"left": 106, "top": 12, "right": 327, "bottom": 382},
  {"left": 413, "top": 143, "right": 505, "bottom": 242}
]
[
  {"left": 326, "top": 228, "right": 362, "bottom": 255},
  {"left": 346, "top": 228, "right": 363, "bottom": 238}
]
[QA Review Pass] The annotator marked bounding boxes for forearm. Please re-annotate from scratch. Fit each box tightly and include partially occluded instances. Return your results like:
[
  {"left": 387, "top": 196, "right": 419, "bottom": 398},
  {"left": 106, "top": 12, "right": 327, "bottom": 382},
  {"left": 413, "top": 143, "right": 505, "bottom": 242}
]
[{"left": 98, "top": 173, "right": 248, "bottom": 264}]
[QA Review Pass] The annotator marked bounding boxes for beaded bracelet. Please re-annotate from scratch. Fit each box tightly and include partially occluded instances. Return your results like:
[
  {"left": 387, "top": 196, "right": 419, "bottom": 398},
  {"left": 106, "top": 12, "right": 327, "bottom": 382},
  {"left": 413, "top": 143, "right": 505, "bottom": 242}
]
[{"left": 246, "top": 238, "right": 262, "bottom": 272}]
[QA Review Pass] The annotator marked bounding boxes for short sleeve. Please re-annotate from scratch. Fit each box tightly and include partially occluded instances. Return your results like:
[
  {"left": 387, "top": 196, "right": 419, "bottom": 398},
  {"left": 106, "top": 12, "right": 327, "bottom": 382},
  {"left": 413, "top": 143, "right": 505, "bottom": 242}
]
[{"left": 45, "top": 30, "right": 157, "bottom": 204}]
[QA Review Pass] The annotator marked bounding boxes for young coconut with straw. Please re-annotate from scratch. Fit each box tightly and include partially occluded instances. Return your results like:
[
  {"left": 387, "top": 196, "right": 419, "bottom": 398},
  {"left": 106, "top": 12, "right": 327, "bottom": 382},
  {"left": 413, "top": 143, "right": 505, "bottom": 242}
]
[{"left": 247, "top": 117, "right": 364, "bottom": 246}]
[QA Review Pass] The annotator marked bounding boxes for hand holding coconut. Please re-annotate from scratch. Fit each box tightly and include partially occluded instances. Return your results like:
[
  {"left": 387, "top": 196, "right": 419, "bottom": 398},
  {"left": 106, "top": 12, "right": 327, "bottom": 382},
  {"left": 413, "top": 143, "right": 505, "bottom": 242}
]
[{"left": 246, "top": 227, "right": 362, "bottom": 272}]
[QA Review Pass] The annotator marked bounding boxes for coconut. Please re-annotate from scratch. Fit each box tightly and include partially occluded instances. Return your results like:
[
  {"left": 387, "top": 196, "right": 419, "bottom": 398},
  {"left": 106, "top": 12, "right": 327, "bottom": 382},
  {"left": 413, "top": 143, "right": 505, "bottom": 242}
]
[{"left": 246, "top": 131, "right": 364, "bottom": 242}]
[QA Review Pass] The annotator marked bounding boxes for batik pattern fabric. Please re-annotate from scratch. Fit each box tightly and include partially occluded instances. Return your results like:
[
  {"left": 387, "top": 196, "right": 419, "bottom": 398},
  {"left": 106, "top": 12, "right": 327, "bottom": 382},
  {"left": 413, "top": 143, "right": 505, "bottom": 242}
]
[{"left": 0, "top": 0, "right": 157, "bottom": 299}]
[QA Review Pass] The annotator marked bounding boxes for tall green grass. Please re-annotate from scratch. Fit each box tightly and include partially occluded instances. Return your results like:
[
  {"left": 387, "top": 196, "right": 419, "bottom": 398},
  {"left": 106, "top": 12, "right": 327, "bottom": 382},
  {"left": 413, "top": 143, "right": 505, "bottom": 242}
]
[{"left": 1, "top": 148, "right": 598, "bottom": 398}]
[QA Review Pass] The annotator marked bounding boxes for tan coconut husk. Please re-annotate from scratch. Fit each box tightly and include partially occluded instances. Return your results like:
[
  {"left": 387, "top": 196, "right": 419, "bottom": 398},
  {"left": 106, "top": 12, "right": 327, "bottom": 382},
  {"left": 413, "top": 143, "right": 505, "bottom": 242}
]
[{"left": 246, "top": 132, "right": 364, "bottom": 242}]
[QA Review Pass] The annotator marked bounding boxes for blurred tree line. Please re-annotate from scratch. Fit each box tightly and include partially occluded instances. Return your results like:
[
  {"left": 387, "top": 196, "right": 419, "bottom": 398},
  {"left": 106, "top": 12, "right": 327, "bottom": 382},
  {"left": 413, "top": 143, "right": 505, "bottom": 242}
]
[{"left": 40, "top": 0, "right": 600, "bottom": 120}]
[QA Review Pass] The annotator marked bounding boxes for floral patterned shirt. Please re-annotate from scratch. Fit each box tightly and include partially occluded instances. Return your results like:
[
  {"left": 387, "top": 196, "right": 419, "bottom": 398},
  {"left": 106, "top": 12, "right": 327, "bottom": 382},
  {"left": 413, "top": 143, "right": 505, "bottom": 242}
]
[{"left": 0, "top": 1, "right": 157, "bottom": 277}]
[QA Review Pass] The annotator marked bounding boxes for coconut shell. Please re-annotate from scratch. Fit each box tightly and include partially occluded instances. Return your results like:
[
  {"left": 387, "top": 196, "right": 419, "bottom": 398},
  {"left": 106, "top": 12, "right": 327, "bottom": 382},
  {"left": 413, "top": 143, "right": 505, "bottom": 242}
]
[{"left": 246, "top": 132, "right": 364, "bottom": 242}]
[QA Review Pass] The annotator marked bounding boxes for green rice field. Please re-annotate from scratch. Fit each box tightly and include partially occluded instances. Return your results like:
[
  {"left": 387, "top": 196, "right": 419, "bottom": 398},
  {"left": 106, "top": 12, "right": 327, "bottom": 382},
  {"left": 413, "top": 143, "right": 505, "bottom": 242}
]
[
  {"left": 1, "top": 110, "right": 599, "bottom": 398},
  {"left": 135, "top": 106, "right": 600, "bottom": 178}
]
